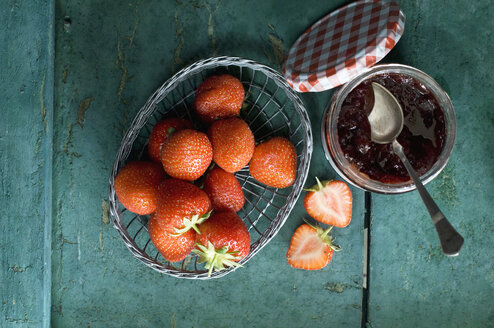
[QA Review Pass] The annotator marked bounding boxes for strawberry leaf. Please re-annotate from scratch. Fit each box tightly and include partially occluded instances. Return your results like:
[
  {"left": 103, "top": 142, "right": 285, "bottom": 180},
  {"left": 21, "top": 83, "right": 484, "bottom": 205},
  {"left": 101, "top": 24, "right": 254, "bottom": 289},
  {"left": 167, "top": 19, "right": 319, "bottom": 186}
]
[
  {"left": 173, "top": 211, "right": 212, "bottom": 236},
  {"left": 192, "top": 241, "right": 242, "bottom": 277}
]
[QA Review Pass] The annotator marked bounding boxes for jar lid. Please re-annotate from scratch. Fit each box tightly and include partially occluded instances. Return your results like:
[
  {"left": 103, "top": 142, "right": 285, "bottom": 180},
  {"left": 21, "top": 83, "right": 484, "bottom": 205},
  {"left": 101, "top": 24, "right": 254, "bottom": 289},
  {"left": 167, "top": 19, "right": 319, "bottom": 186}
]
[{"left": 283, "top": 0, "right": 405, "bottom": 92}]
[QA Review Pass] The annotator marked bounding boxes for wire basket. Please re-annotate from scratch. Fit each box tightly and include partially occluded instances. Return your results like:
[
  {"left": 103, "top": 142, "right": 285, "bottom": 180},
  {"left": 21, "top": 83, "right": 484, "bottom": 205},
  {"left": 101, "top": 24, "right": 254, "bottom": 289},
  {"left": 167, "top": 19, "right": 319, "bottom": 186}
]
[{"left": 108, "top": 56, "right": 313, "bottom": 279}]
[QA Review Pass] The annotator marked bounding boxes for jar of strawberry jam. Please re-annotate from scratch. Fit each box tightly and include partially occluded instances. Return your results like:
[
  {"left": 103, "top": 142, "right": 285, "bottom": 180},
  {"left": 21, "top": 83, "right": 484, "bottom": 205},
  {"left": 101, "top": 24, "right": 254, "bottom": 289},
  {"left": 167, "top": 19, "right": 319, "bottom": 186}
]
[
  {"left": 322, "top": 64, "right": 456, "bottom": 194},
  {"left": 282, "top": 1, "right": 456, "bottom": 193}
]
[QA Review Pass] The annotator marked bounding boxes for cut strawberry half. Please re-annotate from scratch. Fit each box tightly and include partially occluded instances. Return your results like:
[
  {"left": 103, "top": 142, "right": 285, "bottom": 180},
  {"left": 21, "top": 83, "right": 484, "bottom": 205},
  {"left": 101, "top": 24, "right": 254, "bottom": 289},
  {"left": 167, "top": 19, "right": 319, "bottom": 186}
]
[
  {"left": 286, "top": 222, "right": 341, "bottom": 270},
  {"left": 303, "top": 178, "right": 352, "bottom": 228}
]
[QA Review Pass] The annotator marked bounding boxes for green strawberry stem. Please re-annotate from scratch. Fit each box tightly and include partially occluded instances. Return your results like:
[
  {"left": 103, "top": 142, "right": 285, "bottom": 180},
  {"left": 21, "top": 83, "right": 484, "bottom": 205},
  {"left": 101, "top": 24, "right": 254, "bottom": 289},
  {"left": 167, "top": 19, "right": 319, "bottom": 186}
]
[
  {"left": 303, "top": 177, "right": 331, "bottom": 192},
  {"left": 173, "top": 211, "right": 212, "bottom": 236},
  {"left": 303, "top": 218, "right": 341, "bottom": 252},
  {"left": 315, "top": 176, "right": 324, "bottom": 190},
  {"left": 192, "top": 241, "right": 243, "bottom": 277}
]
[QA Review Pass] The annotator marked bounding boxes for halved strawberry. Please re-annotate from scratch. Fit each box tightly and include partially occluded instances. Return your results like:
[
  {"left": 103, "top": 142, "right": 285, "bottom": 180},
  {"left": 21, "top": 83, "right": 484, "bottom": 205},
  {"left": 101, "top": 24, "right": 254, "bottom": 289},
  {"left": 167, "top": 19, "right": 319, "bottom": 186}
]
[
  {"left": 147, "top": 117, "right": 193, "bottom": 163},
  {"left": 304, "top": 178, "right": 352, "bottom": 228},
  {"left": 286, "top": 222, "right": 340, "bottom": 270},
  {"left": 148, "top": 214, "right": 195, "bottom": 262},
  {"left": 193, "top": 211, "right": 251, "bottom": 276}
]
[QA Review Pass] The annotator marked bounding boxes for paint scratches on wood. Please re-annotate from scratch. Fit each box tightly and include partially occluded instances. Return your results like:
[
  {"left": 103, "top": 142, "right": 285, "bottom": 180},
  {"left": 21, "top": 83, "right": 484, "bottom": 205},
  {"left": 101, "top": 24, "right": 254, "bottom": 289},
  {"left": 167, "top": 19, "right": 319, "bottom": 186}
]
[{"left": 76, "top": 97, "right": 94, "bottom": 128}]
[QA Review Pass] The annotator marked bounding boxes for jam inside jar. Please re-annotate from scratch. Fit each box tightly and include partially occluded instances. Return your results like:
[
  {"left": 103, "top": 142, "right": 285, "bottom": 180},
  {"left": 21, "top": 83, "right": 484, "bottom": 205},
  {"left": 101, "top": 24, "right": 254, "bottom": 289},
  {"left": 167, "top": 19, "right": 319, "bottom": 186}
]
[{"left": 337, "top": 73, "right": 446, "bottom": 184}]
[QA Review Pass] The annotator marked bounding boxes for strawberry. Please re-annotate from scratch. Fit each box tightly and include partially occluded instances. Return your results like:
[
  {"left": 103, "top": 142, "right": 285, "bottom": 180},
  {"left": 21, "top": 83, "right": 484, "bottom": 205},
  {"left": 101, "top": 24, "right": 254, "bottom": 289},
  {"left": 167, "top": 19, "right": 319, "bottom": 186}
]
[
  {"left": 203, "top": 166, "right": 245, "bottom": 212},
  {"left": 193, "top": 211, "right": 251, "bottom": 276},
  {"left": 208, "top": 117, "right": 255, "bottom": 173},
  {"left": 155, "top": 179, "right": 212, "bottom": 235},
  {"left": 249, "top": 137, "right": 297, "bottom": 188},
  {"left": 114, "top": 161, "right": 164, "bottom": 215},
  {"left": 148, "top": 214, "right": 195, "bottom": 262},
  {"left": 147, "top": 117, "right": 193, "bottom": 163},
  {"left": 304, "top": 178, "right": 352, "bottom": 228},
  {"left": 286, "top": 222, "right": 340, "bottom": 270},
  {"left": 160, "top": 129, "right": 213, "bottom": 181},
  {"left": 194, "top": 74, "right": 245, "bottom": 123}
]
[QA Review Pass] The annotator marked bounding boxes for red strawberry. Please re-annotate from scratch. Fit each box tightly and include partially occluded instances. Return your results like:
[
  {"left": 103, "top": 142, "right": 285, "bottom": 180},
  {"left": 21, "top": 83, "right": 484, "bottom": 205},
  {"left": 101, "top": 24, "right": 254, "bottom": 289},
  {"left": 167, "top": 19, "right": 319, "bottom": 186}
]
[
  {"left": 147, "top": 117, "right": 193, "bottom": 163},
  {"left": 208, "top": 117, "right": 255, "bottom": 173},
  {"left": 148, "top": 214, "right": 195, "bottom": 262},
  {"left": 194, "top": 74, "right": 245, "bottom": 123},
  {"left": 160, "top": 129, "right": 213, "bottom": 181},
  {"left": 249, "top": 137, "right": 297, "bottom": 188},
  {"left": 155, "top": 179, "right": 212, "bottom": 235},
  {"left": 114, "top": 161, "right": 164, "bottom": 215},
  {"left": 286, "top": 222, "right": 340, "bottom": 270},
  {"left": 203, "top": 167, "right": 245, "bottom": 212},
  {"left": 194, "top": 211, "right": 251, "bottom": 276},
  {"left": 304, "top": 178, "right": 352, "bottom": 228}
]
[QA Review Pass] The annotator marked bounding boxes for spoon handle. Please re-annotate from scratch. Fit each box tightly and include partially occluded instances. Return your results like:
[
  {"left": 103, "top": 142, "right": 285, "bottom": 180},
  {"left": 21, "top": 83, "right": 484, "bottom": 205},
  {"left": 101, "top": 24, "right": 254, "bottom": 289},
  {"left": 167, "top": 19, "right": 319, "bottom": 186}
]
[{"left": 392, "top": 140, "right": 464, "bottom": 256}]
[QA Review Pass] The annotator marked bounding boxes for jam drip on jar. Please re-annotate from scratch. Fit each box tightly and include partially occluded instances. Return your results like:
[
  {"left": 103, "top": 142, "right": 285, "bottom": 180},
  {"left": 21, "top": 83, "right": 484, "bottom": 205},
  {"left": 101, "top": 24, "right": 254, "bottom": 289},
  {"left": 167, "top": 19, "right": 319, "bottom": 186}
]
[{"left": 337, "top": 73, "right": 446, "bottom": 184}]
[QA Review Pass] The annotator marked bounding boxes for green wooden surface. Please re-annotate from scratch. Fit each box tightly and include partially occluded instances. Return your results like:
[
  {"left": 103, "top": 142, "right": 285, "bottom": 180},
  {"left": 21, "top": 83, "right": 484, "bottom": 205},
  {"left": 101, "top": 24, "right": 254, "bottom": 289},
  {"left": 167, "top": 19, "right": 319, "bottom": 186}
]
[
  {"left": 2, "top": 0, "right": 493, "bottom": 327},
  {"left": 1, "top": 1, "right": 54, "bottom": 327},
  {"left": 50, "top": 1, "right": 364, "bottom": 327}
]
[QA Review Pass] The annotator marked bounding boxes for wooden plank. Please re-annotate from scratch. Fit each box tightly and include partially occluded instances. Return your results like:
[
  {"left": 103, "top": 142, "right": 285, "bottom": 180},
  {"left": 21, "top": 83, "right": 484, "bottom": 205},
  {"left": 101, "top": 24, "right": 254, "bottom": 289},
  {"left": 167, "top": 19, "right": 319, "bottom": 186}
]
[
  {"left": 0, "top": 1, "right": 54, "bottom": 327},
  {"left": 51, "top": 1, "right": 365, "bottom": 327},
  {"left": 368, "top": 1, "right": 494, "bottom": 327}
]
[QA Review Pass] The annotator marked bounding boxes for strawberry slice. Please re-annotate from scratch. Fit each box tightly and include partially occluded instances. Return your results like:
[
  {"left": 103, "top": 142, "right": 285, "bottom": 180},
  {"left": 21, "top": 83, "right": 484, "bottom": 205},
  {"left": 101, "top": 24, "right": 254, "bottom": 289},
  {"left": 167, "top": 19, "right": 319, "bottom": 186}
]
[
  {"left": 286, "top": 223, "right": 340, "bottom": 270},
  {"left": 303, "top": 178, "right": 352, "bottom": 228}
]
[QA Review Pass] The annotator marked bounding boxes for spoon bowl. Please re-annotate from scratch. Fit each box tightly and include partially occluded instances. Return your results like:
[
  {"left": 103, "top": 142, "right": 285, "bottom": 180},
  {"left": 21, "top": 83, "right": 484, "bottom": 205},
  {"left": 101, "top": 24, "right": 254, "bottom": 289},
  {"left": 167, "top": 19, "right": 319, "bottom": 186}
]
[{"left": 368, "top": 82, "right": 404, "bottom": 144}]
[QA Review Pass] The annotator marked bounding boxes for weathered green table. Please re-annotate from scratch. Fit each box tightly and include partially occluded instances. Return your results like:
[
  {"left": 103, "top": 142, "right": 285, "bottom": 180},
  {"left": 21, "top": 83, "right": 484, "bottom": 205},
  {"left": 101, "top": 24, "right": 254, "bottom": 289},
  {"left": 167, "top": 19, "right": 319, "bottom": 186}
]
[{"left": 2, "top": 1, "right": 493, "bottom": 327}]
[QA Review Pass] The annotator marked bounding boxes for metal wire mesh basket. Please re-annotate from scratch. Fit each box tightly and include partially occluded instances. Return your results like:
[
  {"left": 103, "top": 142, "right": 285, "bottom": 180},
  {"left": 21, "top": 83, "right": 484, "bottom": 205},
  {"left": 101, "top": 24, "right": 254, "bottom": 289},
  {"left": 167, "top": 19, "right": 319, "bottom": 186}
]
[{"left": 108, "top": 56, "right": 313, "bottom": 279}]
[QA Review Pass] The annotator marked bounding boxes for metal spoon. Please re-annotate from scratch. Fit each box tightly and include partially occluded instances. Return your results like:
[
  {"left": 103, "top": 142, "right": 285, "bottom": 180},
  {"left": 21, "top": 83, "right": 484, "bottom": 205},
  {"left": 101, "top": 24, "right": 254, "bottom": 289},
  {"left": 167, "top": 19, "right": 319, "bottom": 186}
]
[{"left": 368, "top": 82, "right": 464, "bottom": 256}]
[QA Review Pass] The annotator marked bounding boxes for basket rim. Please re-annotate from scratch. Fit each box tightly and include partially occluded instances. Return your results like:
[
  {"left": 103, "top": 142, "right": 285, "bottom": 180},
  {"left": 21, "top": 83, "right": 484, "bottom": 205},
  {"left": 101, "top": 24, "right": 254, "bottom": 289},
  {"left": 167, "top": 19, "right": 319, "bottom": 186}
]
[{"left": 108, "top": 55, "right": 313, "bottom": 279}]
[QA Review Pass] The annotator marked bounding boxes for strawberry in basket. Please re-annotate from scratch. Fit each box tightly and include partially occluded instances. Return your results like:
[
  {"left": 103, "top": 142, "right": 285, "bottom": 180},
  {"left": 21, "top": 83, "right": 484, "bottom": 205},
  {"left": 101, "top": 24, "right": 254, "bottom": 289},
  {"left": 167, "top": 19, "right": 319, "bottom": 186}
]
[
  {"left": 194, "top": 74, "right": 245, "bottom": 123},
  {"left": 147, "top": 117, "right": 193, "bottom": 163},
  {"left": 194, "top": 211, "right": 251, "bottom": 276},
  {"left": 249, "top": 137, "right": 297, "bottom": 188},
  {"left": 208, "top": 117, "right": 255, "bottom": 173},
  {"left": 114, "top": 161, "right": 165, "bottom": 215},
  {"left": 203, "top": 166, "right": 245, "bottom": 212},
  {"left": 148, "top": 214, "right": 196, "bottom": 262},
  {"left": 160, "top": 129, "right": 213, "bottom": 181},
  {"left": 154, "top": 179, "right": 212, "bottom": 235}
]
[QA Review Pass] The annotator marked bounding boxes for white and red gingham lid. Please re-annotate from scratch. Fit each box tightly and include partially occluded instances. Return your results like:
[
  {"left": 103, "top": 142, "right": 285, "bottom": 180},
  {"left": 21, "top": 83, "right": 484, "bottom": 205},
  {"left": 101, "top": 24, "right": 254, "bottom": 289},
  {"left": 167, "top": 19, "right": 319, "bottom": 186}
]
[{"left": 283, "top": 0, "right": 405, "bottom": 92}]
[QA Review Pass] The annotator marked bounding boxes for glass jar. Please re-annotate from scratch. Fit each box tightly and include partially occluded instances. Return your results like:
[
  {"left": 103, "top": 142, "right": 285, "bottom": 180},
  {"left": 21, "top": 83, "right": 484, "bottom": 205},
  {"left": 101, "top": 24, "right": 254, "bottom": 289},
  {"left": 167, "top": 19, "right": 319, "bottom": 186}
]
[{"left": 321, "top": 64, "right": 456, "bottom": 194}]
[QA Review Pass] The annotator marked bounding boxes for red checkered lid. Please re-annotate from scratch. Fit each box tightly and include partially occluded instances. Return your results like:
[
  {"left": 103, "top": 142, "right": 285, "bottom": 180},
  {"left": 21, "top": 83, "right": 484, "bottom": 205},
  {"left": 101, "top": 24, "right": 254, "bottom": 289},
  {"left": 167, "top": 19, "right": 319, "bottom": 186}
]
[{"left": 283, "top": 0, "right": 405, "bottom": 92}]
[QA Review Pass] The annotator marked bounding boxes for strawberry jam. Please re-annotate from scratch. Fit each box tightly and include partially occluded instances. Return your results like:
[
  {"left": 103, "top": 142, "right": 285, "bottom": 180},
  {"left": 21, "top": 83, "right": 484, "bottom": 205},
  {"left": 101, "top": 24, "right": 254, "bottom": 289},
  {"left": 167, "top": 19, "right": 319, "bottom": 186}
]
[{"left": 337, "top": 73, "right": 446, "bottom": 183}]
